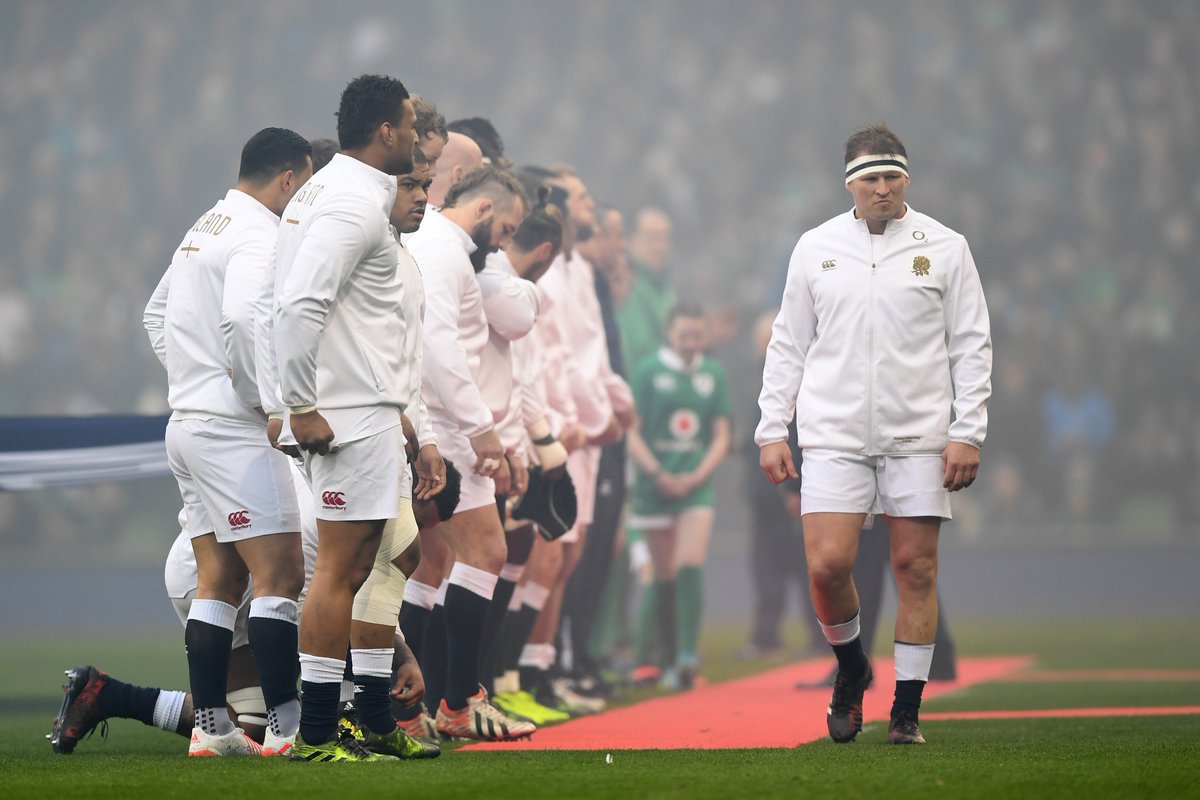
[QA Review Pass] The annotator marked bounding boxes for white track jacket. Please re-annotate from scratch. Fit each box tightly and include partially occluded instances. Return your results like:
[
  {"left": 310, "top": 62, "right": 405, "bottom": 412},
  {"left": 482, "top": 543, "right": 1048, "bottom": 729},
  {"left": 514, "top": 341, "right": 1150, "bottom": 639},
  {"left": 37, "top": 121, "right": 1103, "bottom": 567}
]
[
  {"left": 144, "top": 189, "right": 277, "bottom": 426},
  {"left": 755, "top": 206, "right": 991, "bottom": 455},
  {"left": 271, "top": 154, "right": 404, "bottom": 443},
  {"left": 407, "top": 208, "right": 494, "bottom": 439}
]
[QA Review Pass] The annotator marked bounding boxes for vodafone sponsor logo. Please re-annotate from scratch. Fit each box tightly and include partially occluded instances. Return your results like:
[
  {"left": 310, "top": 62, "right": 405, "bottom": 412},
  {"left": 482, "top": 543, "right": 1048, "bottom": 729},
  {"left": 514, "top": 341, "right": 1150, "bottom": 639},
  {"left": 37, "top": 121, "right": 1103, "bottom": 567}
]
[
  {"left": 322, "top": 490, "right": 347, "bottom": 510},
  {"left": 227, "top": 510, "right": 251, "bottom": 530}
]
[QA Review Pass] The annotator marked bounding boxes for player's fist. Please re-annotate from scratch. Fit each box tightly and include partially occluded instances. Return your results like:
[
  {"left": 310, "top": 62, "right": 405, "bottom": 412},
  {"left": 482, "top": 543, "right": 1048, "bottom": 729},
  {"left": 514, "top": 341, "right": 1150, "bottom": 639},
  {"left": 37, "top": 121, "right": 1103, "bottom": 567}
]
[
  {"left": 759, "top": 441, "right": 797, "bottom": 485},
  {"left": 290, "top": 410, "right": 335, "bottom": 455}
]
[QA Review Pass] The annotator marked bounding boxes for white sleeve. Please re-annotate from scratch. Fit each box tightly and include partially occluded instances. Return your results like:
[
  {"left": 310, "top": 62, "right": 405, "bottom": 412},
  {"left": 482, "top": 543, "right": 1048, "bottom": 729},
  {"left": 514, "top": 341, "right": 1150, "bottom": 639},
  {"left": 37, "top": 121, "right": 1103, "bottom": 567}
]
[
  {"left": 755, "top": 239, "right": 816, "bottom": 446},
  {"left": 535, "top": 297, "right": 579, "bottom": 431},
  {"left": 275, "top": 195, "right": 375, "bottom": 409},
  {"left": 143, "top": 267, "right": 171, "bottom": 369},
  {"left": 255, "top": 247, "right": 283, "bottom": 415},
  {"left": 601, "top": 358, "right": 634, "bottom": 415},
  {"left": 944, "top": 239, "right": 992, "bottom": 448},
  {"left": 479, "top": 270, "right": 540, "bottom": 342},
  {"left": 421, "top": 262, "right": 494, "bottom": 438},
  {"left": 221, "top": 234, "right": 271, "bottom": 412}
]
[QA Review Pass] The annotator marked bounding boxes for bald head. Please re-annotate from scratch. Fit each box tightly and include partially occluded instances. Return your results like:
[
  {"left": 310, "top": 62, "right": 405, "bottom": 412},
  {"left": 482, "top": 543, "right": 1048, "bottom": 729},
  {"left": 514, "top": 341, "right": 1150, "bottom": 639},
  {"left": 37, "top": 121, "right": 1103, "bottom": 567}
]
[
  {"left": 629, "top": 207, "right": 672, "bottom": 273},
  {"left": 427, "top": 132, "right": 484, "bottom": 207}
]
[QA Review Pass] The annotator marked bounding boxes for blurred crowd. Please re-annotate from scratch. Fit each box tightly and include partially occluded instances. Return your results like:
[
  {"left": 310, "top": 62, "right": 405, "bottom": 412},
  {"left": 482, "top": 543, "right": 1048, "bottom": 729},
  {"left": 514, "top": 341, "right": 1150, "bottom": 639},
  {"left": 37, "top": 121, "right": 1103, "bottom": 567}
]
[{"left": 1, "top": 0, "right": 1197, "bottom": 551}]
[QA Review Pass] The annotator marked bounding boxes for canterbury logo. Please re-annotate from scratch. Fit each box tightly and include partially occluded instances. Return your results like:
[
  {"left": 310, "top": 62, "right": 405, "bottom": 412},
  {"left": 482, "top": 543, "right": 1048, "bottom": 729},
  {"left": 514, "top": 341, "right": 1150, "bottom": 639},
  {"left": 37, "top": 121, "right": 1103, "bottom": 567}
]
[
  {"left": 322, "top": 491, "right": 347, "bottom": 508},
  {"left": 227, "top": 510, "right": 251, "bottom": 529}
]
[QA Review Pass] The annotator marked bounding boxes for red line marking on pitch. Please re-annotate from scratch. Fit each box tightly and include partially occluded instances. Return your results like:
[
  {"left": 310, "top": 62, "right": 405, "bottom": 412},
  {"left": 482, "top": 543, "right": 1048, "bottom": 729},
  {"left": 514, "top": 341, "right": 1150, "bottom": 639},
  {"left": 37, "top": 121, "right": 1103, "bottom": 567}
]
[
  {"left": 463, "top": 655, "right": 1031, "bottom": 751},
  {"left": 999, "top": 669, "right": 1200, "bottom": 682},
  {"left": 922, "top": 705, "right": 1200, "bottom": 721}
]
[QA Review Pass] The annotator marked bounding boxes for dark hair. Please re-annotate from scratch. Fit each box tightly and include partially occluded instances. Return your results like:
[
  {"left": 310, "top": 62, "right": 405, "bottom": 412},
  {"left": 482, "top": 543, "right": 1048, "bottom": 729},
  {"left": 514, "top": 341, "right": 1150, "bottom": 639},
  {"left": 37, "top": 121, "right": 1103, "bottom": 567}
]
[
  {"left": 412, "top": 143, "right": 430, "bottom": 166},
  {"left": 443, "top": 165, "right": 528, "bottom": 212},
  {"left": 667, "top": 302, "right": 706, "bottom": 327},
  {"left": 336, "top": 74, "right": 410, "bottom": 151},
  {"left": 511, "top": 187, "right": 564, "bottom": 253},
  {"left": 433, "top": 460, "right": 462, "bottom": 522},
  {"left": 514, "top": 165, "right": 568, "bottom": 219},
  {"left": 844, "top": 124, "right": 907, "bottom": 164},
  {"left": 237, "top": 128, "right": 312, "bottom": 185},
  {"left": 448, "top": 117, "right": 506, "bottom": 163},
  {"left": 309, "top": 138, "right": 339, "bottom": 173},
  {"left": 412, "top": 95, "right": 447, "bottom": 143}
]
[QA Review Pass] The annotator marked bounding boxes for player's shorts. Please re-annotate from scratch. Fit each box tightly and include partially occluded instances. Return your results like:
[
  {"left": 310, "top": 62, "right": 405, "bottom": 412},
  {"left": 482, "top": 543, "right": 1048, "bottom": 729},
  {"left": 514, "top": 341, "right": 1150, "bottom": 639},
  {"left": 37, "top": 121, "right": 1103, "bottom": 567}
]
[
  {"left": 300, "top": 426, "right": 405, "bottom": 521},
  {"left": 628, "top": 480, "right": 715, "bottom": 530},
  {"left": 166, "top": 417, "right": 301, "bottom": 543},
  {"left": 799, "top": 449, "right": 952, "bottom": 520},
  {"left": 561, "top": 445, "right": 600, "bottom": 542},
  {"left": 434, "top": 429, "right": 496, "bottom": 515},
  {"left": 163, "top": 528, "right": 251, "bottom": 648}
]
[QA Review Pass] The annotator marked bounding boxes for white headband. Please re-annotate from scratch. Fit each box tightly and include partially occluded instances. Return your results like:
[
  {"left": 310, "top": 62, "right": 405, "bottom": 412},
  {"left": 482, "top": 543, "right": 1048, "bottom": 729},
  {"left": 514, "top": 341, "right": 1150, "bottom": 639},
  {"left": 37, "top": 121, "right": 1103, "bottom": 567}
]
[{"left": 844, "top": 153, "right": 909, "bottom": 184}]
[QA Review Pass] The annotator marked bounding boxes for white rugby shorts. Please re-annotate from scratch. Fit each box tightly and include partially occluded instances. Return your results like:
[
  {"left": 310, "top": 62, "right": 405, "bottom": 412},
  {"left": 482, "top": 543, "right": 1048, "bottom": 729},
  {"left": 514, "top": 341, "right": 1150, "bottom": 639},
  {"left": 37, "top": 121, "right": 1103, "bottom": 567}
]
[
  {"left": 300, "top": 426, "right": 405, "bottom": 522},
  {"left": 165, "top": 418, "right": 301, "bottom": 543},
  {"left": 799, "top": 448, "right": 952, "bottom": 520}
]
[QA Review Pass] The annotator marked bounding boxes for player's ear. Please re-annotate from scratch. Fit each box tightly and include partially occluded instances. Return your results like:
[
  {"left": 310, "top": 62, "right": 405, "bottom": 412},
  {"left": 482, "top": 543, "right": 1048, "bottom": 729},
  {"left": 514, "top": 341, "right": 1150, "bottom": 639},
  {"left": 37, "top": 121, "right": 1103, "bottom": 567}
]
[{"left": 475, "top": 197, "right": 494, "bottom": 220}]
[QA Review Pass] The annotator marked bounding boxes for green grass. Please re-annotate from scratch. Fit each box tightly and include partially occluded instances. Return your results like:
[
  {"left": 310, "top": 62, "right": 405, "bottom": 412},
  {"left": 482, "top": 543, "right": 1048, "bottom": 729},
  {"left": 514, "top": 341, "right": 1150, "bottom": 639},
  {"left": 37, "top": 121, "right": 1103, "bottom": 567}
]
[{"left": 2, "top": 619, "right": 1199, "bottom": 798}]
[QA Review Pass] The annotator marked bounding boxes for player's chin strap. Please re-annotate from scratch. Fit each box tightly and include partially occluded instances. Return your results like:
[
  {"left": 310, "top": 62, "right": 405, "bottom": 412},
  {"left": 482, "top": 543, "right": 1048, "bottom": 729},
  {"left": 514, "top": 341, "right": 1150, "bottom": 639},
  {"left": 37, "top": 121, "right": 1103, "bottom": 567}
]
[{"left": 844, "top": 153, "right": 909, "bottom": 184}]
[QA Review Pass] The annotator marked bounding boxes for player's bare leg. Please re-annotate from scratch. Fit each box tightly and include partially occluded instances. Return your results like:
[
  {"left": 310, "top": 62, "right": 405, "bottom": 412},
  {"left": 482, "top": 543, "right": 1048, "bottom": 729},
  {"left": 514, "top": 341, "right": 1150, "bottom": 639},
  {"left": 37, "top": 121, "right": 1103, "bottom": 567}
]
[
  {"left": 671, "top": 507, "right": 714, "bottom": 688},
  {"left": 885, "top": 515, "right": 940, "bottom": 744},
  {"left": 298, "top": 518, "right": 384, "bottom": 746},
  {"left": 235, "top": 532, "right": 304, "bottom": 752},
  {"left": 801, "top": 512, "right": 872, "bottom": 742}
]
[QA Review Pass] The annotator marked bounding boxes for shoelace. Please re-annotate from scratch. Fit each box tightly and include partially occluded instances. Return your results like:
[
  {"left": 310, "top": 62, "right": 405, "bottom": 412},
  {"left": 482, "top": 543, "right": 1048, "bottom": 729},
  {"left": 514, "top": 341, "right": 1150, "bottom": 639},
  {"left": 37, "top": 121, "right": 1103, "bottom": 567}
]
[
  {"left": 337, "top": 728, "right": 376, "bottom": 759},
  {"left": 891, "top": 710, "right": 920, "bottom": 733},
  {"left": 829, "top": 672, "right": 863, "bottom": 712}
]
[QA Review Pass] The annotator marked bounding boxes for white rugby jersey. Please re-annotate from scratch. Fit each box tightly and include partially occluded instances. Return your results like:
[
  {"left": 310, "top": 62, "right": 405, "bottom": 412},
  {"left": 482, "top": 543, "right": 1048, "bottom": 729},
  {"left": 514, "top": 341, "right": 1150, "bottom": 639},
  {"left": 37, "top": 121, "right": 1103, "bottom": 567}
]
[
  {"left": 755, "top": 206, "right": 992, "bottom": 454},
  {"left": 271, "top": 153, "right": 405, "bottom": 443},
  {"left": 144, "top": 189, "right": 278, "bottom": 425},
  {"left": 406, "top": 207, "right": 494, "bottom": 439}
]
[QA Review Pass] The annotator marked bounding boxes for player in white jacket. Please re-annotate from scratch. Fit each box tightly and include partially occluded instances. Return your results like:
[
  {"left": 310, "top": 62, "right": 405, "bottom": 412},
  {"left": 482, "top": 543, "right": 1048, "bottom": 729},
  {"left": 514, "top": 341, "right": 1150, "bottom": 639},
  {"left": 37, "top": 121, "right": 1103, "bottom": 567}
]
[
  {"left": 143, "top": 128, "right": 312, "bottom": 758},
  {"left": 756, "top": 125, "right": 992, "bottom": 746},
  {"left": 271, "top": 75, "right": 419, "bottom": 763},
  {"left": 405, "top": 166, "right": 535, "bottom": 740}
]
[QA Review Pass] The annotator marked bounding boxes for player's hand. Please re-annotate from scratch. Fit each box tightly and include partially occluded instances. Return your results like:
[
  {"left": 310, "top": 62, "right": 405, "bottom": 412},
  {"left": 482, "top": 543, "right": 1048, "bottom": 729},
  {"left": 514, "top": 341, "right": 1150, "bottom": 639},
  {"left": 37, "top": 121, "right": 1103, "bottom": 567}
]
[
  {"left": 560, "top": 424, "right": 586, "bottom": 453},
  {"left": 759, "top": 441, "right": 797, "bottom": 485},
  {"left": 390, "top": 657, "right": 426, "bottom": 708},
  {"left": 413, "top": 444, "right": 446, "bottom": 500},
  {"left": 942, "top": 442, "right": 980, "bottom": 491},
  {"left": 290, "top": 410, "right": 335, "bottom": 455},
  {"left": 267, "top": 417, "right": 301, "bottom": 458},
  {"left": 588, "top": 415, "right": 624, "bottom": 448},
  {"left": 509, "top": 455, "right": 529, "bottom": 496},
  {"left": 654, "top": 472, "right": 687, "bottom": 500},
  {"left": 493, "top": 454, "right": 513, "bottom": 496},
  {"left": 469, "top": 428, "right": 505, "bottom": 477}
]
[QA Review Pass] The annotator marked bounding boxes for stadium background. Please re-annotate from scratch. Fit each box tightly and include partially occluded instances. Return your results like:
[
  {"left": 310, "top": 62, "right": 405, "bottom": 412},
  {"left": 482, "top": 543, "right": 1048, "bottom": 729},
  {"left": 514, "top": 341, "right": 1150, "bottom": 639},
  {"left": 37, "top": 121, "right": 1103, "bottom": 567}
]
[{"left": 1, "top": 0, "right": 1198, "bottom": 636}]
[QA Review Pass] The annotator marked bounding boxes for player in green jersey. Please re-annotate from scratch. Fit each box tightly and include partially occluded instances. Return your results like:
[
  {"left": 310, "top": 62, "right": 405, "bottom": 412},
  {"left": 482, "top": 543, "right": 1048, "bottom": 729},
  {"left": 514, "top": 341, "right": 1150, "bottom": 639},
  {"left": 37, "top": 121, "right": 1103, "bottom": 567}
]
[{"left": 625, "top": 304, "right": 732, "bottom": 689}]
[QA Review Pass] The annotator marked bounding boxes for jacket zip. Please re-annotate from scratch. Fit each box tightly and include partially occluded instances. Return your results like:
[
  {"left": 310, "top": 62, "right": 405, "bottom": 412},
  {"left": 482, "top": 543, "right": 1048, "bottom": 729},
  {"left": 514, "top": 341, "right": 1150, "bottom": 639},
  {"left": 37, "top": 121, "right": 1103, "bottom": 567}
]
[{"left": 866, "top": 229, "right": 877, "bottom": 455}]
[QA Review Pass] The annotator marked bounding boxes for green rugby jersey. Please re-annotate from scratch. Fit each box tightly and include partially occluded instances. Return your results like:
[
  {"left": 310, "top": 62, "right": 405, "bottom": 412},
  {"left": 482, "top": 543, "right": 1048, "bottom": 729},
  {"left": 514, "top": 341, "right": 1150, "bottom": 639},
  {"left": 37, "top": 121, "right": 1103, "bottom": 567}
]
[{"left": 630, "top": 347, "right": 733, "bottom": 516}]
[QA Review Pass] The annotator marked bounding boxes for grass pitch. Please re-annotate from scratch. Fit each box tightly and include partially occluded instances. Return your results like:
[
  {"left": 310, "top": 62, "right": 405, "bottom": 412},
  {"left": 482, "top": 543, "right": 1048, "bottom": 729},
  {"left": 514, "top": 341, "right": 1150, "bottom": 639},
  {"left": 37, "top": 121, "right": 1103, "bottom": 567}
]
[{"left": 1, "top": 620, "right": 1198, "bottom": 799}]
